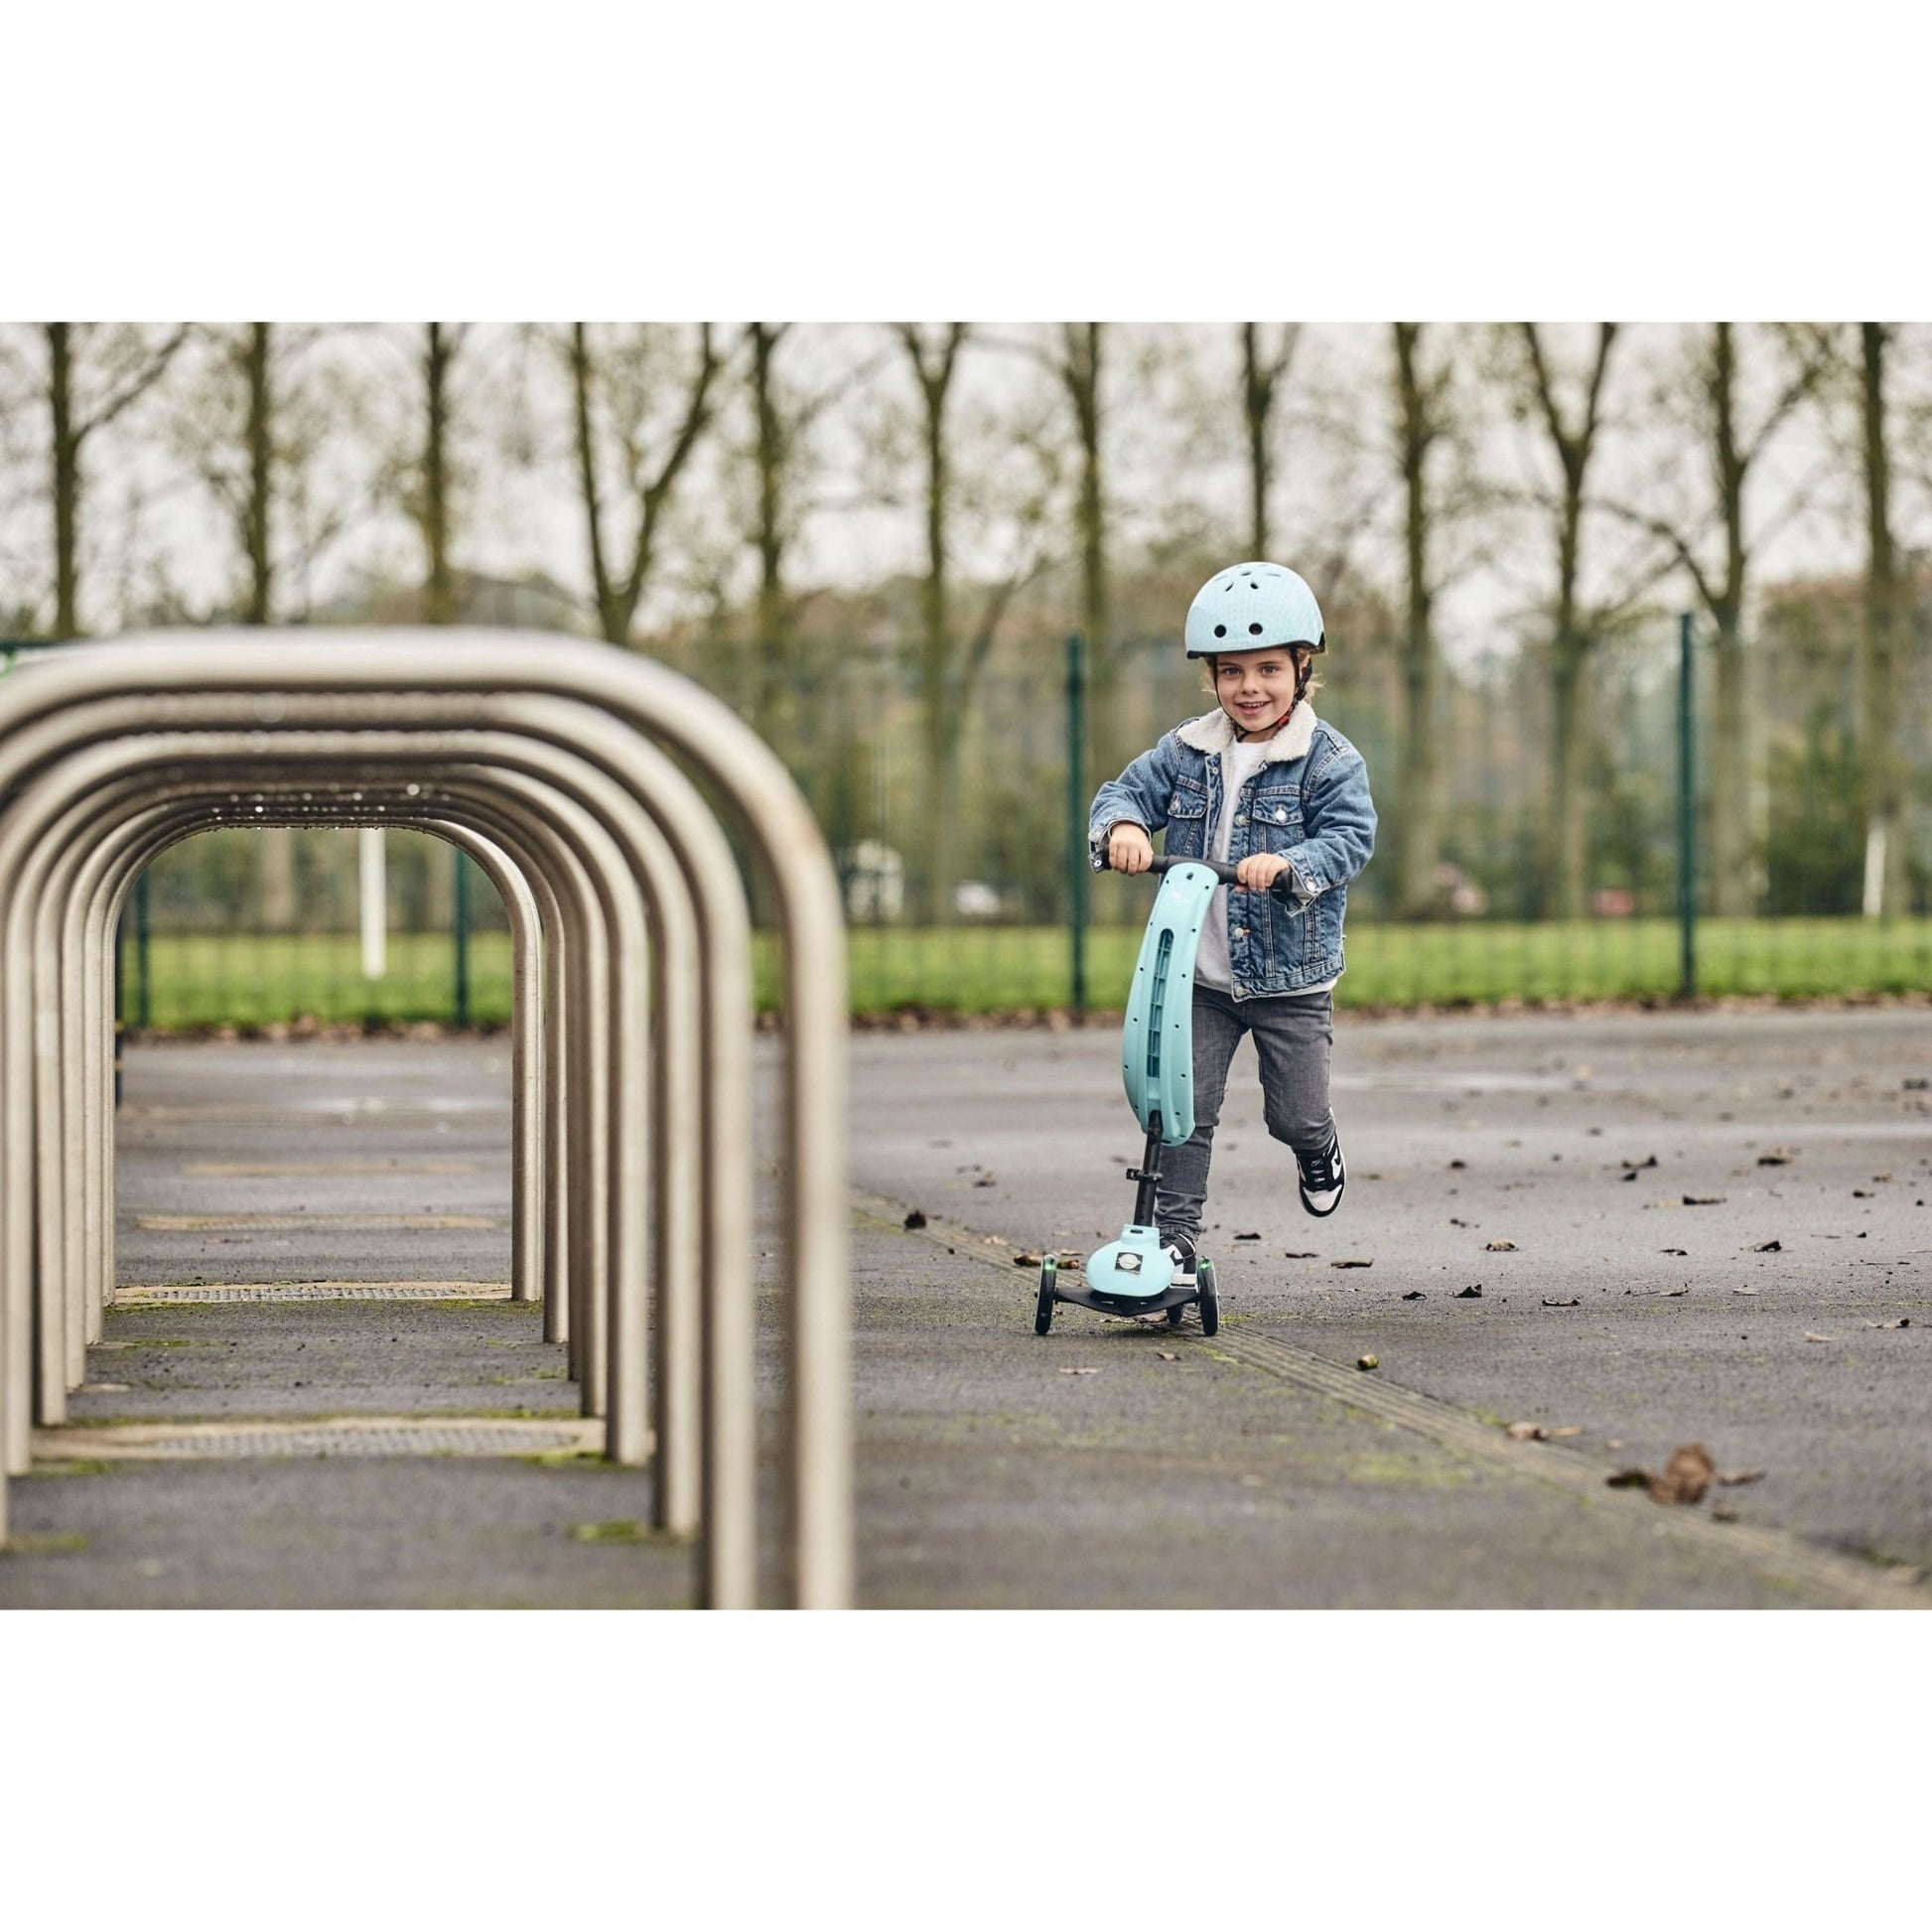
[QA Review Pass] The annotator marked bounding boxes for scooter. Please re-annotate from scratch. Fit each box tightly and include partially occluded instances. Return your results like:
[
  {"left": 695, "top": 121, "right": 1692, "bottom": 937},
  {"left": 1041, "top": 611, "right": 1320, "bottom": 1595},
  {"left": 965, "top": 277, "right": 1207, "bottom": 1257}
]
[{"left": 1035, "top": 852, "right": 1296, "bottom": 1337}]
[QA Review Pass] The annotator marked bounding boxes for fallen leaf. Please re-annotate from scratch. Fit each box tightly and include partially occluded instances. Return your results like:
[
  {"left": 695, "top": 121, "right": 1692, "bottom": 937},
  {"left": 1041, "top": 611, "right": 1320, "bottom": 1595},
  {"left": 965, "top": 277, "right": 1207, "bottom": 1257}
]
[
  {"left": 1448, "top": 1159, "right": 1466, "bottom": 1170},
  {"left": 1804, "top": 1332, "right": 1838, "bottom": 1343},
  {"left": 1873, "top": 1173, "right": 1892, "bottom": 1183},
  {"left": 1401, "top": 1290, "right": 1425, "bottom": 1301},
  {"left": 1330, "top": 1257, "right": 1373, "bottom": 1270},
  {"left": 1682, "top": 1195, "right": 1725, "bottom": 1206},
  {"left": 1541, "top": 1297, "right": 1581, "bottom": 1308},
  {"left": 1732, "top": 1287, "right": 1759, "bottom": 1297},
  {"left": 1853, "top": 1189, "right": 1873, "bottom": 1199},
  {"left": 1659, "top": 1247, "right": 1689, "bottom": 1256},
  {"left": 1054, "top": 1250, "right": 1084, "bottom": 1268},
  {"left": 1650, "top": 1445, "right": 1715, "bottom": 1505},
  {"left": 1356, "top": 1354, "right": 1379, "bottom": 1372},
  {"left": 1233, "top": 1231, "right": 1262, "bottom": 1242},
  {"left": 1449, "top": 1216, "right": 1473, "bottom": 1227},
  {"left": 902, "top": 1209, "right": 928, "bottom": 1230},
  {"left": 1748, "top": 1239, "right": 1782, "bottom": 1253},
  {"left": 1484, "top": 1239, "right": 1518, "bottom": 1252},
  {"left": 1057, "top": 1366, "right": 1100, "bottom": 1376},
  {"left": 1624, "top": 1155, "right": 1659, "bottom": 1172},
  {"left": 1756, "top": 1149, "right": 1796, "bottom": 1167},
  {"left": 1863, "top": 1317, "right": 1911, "bottom": 1329},
  {"left": 1606, "top": 1468, "right": 1650, "bottom": 1488},
  {"left": 1507, "top": 1421, "right": 1583, "bottom": 1441},
  {"left": 1454, "top": 1284, "right": 1483, "bottom": 1299},
  {"left": 1283, "top": 1250, "right": 1319, "bottom": 1259},
  {"left": 1717, "top": 1468, "right": 1766, "bottom": 1486},
  {"left": 1014, "top": 1252, "right": 1040, "bottom": 1267},
  {"left": 1157, "top": 1350, "right": 1179, "bottom": 1362},
  {"left": 974, "top": 1173, "right": 999, "bottom": 1187}
]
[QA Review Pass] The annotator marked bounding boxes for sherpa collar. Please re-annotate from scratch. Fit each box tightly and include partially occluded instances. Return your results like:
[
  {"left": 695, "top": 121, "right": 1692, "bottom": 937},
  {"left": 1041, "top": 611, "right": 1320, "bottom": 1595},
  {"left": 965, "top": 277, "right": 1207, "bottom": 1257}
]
[{"left": 1173, "top": 703, "right": 1317, "bottom": 764}]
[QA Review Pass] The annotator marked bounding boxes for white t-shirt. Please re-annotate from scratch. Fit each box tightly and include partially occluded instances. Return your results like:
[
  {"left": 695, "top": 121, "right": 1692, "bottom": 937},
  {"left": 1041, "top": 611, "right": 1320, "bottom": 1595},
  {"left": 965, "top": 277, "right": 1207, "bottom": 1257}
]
[{"left": 1192, "top": 740, "right": 1338, "bottom": 998}]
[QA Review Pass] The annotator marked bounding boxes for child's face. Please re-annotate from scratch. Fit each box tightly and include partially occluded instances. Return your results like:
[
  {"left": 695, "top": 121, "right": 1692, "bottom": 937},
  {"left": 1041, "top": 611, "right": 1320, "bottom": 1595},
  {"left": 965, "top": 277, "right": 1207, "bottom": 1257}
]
[{"left": 1213, "top": 648, "right": 1300, "bottom": 732}]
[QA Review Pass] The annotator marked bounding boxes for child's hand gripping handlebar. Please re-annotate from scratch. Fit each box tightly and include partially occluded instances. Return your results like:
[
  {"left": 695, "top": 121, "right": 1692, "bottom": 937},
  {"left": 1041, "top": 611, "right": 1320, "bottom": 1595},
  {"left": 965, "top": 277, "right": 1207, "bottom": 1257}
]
[{"left": 1094, "top": 850, "right": 1302, "bottom": 901}]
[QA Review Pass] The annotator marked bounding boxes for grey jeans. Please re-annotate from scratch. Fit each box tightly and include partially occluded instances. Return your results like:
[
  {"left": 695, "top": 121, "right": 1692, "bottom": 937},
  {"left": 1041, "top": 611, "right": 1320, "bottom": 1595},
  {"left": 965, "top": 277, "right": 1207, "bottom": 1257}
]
[{"left": 1156, "top": 983, "right": 1335, "bottom": 1248}]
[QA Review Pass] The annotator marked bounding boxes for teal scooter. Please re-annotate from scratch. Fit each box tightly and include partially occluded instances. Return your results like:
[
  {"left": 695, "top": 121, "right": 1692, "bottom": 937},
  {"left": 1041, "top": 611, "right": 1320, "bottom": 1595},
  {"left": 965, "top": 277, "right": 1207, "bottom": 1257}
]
[{"left": 1035, "top": 853, "right": 1292, "bottom": 1337}]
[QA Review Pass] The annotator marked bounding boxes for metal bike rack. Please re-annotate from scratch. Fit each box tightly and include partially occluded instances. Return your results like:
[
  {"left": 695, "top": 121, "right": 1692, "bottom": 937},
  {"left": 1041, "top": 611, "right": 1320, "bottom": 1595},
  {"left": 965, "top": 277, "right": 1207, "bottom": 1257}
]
[{"left": 0, "top": 633, "right": 853, "bottom": 1608}]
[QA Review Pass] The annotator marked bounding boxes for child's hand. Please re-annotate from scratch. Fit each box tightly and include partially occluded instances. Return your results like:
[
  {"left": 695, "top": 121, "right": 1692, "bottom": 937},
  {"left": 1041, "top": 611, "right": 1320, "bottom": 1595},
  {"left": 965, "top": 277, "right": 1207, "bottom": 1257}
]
[
  {"left": 1235, "top": 853, "right": 1291, "bottom": 894},
  {"left": 1107, "top": 823, "right": 1154, "bottom": 874}
]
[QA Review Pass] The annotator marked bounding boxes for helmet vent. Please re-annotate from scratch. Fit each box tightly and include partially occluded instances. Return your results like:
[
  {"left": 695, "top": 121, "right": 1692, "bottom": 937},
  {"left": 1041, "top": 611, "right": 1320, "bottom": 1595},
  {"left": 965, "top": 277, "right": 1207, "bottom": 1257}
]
[{"left": 1248, "top": 621, "right": 1263, "bottom": 635}]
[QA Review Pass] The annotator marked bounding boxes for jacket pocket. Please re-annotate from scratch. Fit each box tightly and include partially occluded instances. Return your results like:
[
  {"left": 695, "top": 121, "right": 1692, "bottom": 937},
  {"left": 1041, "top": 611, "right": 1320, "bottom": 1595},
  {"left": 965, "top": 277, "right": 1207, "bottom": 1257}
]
[{"left": 1166, "top": 781, "right": 1207, "bottom": 820}]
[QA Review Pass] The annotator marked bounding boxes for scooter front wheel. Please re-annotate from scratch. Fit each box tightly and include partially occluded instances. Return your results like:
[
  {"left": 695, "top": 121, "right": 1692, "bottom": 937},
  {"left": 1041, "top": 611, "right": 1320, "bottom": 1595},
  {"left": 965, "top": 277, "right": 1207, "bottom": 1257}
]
[
  {"left": 1035, "top": 1257, "right": 1057, "bottom": 1335},
  {"left": 1197, "top": 1257, "right": 1219, "bottom": 1336}
]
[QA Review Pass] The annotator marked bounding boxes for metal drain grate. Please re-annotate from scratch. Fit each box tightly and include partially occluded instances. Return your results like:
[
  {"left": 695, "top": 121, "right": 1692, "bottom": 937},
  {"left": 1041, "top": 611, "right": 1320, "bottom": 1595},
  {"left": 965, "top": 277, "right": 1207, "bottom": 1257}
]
[
  {"left": 37, "top": 1416, "right": 610, "bottom": 1461},
  {"left": 115, "top": 1282, "right": 513, "bottom": 1305}
]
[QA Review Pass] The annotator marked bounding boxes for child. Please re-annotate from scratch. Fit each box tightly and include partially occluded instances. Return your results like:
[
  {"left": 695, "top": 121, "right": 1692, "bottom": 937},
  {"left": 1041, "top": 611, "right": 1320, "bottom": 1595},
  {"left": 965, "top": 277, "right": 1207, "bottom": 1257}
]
[{"left": 1088, "top": 562, "right": 1376, "bottom": 1293}]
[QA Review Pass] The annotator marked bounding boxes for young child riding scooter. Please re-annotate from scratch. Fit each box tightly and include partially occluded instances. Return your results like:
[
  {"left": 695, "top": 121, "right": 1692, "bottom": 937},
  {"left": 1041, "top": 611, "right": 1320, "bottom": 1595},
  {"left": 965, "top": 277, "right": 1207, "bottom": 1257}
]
[{"left": 1088, "top": 562, "right": 1376, "bottom": 1295}]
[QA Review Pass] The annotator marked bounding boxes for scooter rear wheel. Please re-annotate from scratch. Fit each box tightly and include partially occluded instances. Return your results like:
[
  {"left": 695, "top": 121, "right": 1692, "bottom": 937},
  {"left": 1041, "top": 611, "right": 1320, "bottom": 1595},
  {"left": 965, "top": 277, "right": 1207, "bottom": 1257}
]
[
  {"left": 1197, "top": 1257, "right": 1219, "bottom": 1336},
  {"left": 1166, "top": 1304, "right": 1184, "bottom": 1329},
  {"left": 1035, "top": 1257, "right": 1057, "bottom": 1335}
]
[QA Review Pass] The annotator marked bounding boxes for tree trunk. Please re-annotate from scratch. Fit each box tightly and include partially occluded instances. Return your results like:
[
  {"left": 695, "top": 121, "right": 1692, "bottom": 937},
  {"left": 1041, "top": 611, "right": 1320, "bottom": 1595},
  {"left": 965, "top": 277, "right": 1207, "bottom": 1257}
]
[
  {"left": 1243, "top": 323, "right": 1270, "bottom": 557},
  {"left": 1859, "top": 322, "right": 1904, "bottom": 916},
  {"left": 1393, "top": 324, "right": 1442, "bottom": 919},
  {"left": 751, "top": 323, "right": 792, "bottom": 742},
  {"left": 423, "top": 323, "right": 455, "bottom": 625},
  {"left": 1707, "top": 324, "right": 1754, "bottom": 916},
  {"left": 244, "top": 322, "right": 274, "bottom": 625},
  {"left": 1548, "top": 636, "right": 1590, "bottom": 920},
  {"left": 48, "top": 323, "right": 79, "bottom": 636},
  {"left": 1060, "top": 325, "right": 1110, "bottom": 779}
]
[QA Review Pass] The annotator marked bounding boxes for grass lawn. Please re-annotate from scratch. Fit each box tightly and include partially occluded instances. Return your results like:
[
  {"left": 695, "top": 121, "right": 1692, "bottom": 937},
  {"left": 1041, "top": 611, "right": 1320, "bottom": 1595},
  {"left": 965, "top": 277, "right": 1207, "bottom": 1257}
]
[{"left": 121, "top": 915, "right": 1932, "bottom": 1032}]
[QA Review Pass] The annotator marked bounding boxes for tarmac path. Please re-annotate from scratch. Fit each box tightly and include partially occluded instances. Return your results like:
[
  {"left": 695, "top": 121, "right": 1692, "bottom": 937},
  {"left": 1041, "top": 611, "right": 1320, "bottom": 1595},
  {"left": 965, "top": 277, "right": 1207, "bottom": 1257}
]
[{"left": 2, "top": 1011, "right": 1927, "bottom": 1607}]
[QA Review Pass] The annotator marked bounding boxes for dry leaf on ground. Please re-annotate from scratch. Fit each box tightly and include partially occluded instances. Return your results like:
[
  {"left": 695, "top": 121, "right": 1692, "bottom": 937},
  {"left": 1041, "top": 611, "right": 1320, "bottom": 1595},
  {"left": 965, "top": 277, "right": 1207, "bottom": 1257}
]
[
  {"left": 1454, "top": 1284, "right": 1483, "bottom": 1299},
  {"left": 1402, "top": 1290, "right": 1425, "bottom": 1301},
  {"left": 1506, "top": 1421, "right": 1584, "bottom": 1442},
  {"left": 1014, "top": 1252, "right": 1040, "bottom": 1267},
  {"left": 1542, "top": 1297, "right": 1581, "bottom": 1308},
  {"left": 1732, "top": 1287, "right": 1759, "bottom": 1297},
  {"left": 1233, "top": 1231, "right": 1262, "bottom": 1241},
  {"left": 1331, "top": 1257, "right": 1373, "bottom": 1269},
  {"left": 1717, "top": 1468, "right": 1766, "bottom": 1486},
  {"left": 1057, "top": 1366, "right": 1100, "bottom": 1376},
  {"left": 1748, "top": 1239, "right": 1782, "bottom": 1252},
  {"left": 1651, "top": 1445, "right": 1715, "bottom": 1505},
  {"left": 1804, "top": 1331, "right": 1838, "bottom": 1343},
  {"left": 974, "top": 1174, "right": 998, "bottom": 1187},
  {"left": 1682, "top": 1195, "right": 1725, "bottom": 1206},
  {"left": 902, "top": 1209, "right": 928, "bottom": 1230},
  {"left": 1157, "top": 1350, "right": 1178, "bottom": 1362},
  {"left": 1484, "top": 1239, "right": 1518, "bottom": 1252},
  {"left": 1283, "top": 1250, "right": 1319, "bottom": 1259},
  {"left": 1659, "top": 1247, "right": 1689, "bottom": 1256},
  {"left": 1863, "top": 1317, "right": 1911, "bottom": 1329},
  {"left": 1356, "top": 1355, "right": 1379, "bottom": 1372},
  {"left": 1756, "top": 1150, "right": 1796, "bottom": 1166}
]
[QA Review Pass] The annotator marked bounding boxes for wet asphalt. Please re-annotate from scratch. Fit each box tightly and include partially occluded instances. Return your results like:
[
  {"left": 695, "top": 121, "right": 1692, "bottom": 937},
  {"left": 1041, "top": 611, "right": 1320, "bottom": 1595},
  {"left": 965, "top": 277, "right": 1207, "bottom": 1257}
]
[{"left": 2, "top": 1012, "right": 1927, "bottom": 1607}]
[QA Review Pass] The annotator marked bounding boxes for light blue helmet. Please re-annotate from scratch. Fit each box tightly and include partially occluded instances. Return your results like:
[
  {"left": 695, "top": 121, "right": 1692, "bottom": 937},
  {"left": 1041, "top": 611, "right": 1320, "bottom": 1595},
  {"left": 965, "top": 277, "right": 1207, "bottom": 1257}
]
[{"left": 1183, "top": 561, "right": 1326, "bottom": 659}]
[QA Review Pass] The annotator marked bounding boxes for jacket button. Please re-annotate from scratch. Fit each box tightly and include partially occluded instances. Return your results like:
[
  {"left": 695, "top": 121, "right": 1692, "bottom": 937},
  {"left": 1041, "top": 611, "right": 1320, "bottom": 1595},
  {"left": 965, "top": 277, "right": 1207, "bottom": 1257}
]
[
  {"left": 1235, "top": 926, "right": 1248, "bottom": 937},
  {"left": 1233, "top": 813, "right": 1247, "bottom": 826}
]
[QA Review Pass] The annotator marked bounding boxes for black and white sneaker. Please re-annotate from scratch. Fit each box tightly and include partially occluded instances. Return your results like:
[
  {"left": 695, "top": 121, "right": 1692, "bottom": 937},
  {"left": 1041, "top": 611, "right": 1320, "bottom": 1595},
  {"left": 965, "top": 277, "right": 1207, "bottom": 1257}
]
[
  {"left": 1160, "top": 1233, "right": 1198, "bottom": 1288},
  {"left": 1297, "top": 1133, "right": 1346, "bottom": 1217}
]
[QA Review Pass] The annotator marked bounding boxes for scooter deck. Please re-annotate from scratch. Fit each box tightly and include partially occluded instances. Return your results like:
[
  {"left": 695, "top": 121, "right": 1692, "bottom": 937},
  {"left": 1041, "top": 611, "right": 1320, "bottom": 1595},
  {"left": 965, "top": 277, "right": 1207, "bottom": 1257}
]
[{"left": 1050, "top": 1278, "right": 1199, "bottom": 1319}]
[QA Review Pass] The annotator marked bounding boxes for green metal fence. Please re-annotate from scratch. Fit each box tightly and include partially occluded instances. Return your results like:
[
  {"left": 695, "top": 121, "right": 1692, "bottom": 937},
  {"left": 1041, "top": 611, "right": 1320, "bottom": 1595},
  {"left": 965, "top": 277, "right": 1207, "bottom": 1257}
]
[{"left": 101, "top": 603, "right": 1932, "bottom": 1029}]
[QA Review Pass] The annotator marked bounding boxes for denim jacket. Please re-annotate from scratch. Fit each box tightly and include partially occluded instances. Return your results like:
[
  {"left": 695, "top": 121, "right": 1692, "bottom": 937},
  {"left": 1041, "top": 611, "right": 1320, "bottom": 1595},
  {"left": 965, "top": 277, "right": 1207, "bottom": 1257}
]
[{"left": 1088, "top": 705, "right": 1377, "bottom": 998}]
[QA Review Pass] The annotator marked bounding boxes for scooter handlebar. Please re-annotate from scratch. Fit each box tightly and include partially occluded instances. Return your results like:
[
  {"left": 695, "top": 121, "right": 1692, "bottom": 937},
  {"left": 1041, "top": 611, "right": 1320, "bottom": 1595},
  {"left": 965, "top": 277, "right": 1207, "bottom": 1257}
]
[{"left": 1093, "top": 851, "right": 1299, "bottom": 899}]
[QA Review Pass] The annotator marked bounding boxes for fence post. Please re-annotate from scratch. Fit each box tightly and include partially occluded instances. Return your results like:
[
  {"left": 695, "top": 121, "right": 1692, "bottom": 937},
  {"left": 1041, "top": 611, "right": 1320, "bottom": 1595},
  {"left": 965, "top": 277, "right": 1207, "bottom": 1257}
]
[
  {"left": 453, "top": 845, "right": 471, "bottom": 1028},
  {"left": 135, "top": 869, "right": 152, "bottom": 1029},
  {"left": 1065, "top": 631, "right": 1087, "bottom": 1015},
  {"left": 1678, "top": 611, "right": 1698, "bottom": 1000}
]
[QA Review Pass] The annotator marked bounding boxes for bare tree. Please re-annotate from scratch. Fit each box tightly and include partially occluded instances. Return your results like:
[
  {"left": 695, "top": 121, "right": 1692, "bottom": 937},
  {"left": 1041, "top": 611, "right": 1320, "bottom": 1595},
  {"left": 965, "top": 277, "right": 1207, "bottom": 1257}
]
[
  {"left": 28, "top": 324, "right": 189, "bottom": 635},
  {"left": 1858, "top": 323, "right": 1906, "bottom": 915},
  {"left": 1604, "top": 325, "right": 1828, "bottom": 915},
  {"left": 1391, "top": 323, "right": 1451, "bottom": 917},
  {"left": 570, "top": 322, "right": 721, "bottom": 648},
  {"left": 1510, "top": 322, "right": 1623, "bottom": 918},
  {"left": 1241, "top": 323, "right": 1302, "bottom": 557}
]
